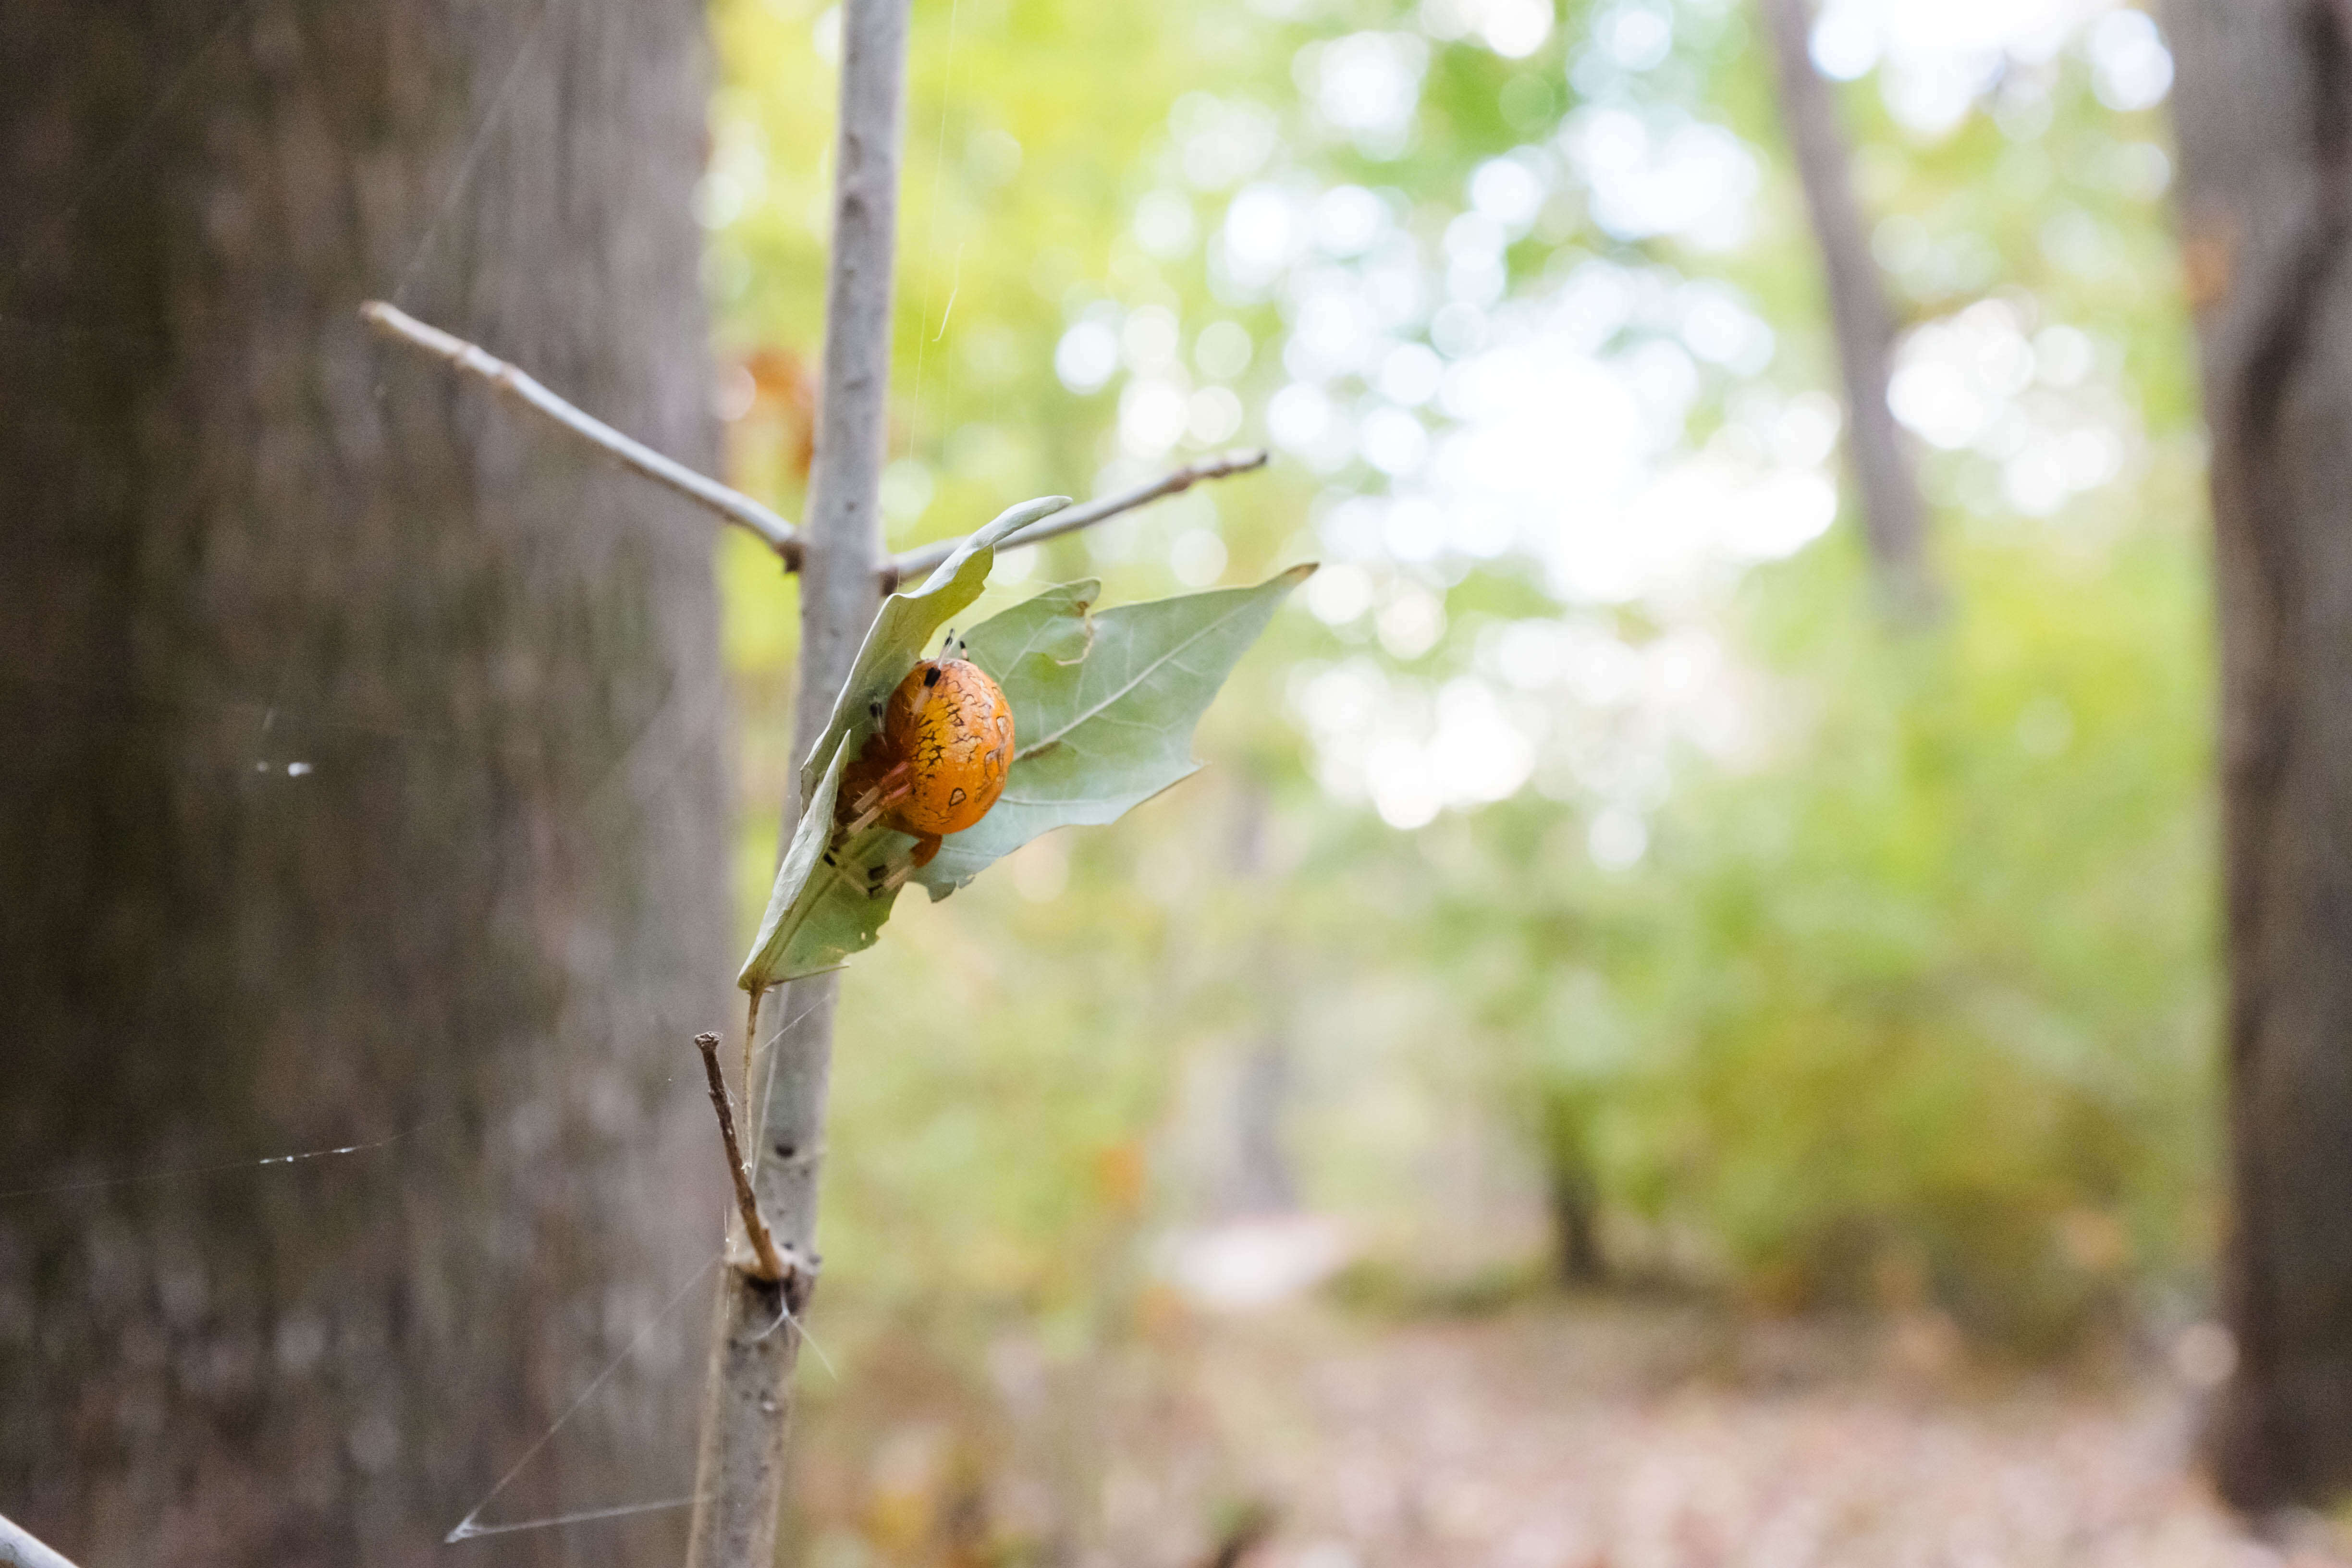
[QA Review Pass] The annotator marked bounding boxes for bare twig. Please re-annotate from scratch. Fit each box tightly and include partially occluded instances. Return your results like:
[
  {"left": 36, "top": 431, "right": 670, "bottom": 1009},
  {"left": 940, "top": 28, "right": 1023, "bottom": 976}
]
[
  {"left": 360, "top": 299, "right": 1270, "bottom": 596},
  {"left": 694, "top": 1033, "right": 787, "bottom": 1285},
  {"left": 358, "top": 301, "right": 803, "bottom": 565},
  {"left": 0, "top": 1510, "right": 79, "bottom": 1568},
  {"left": 882, "top": 447, "right": 1270, "bottom": 589}
]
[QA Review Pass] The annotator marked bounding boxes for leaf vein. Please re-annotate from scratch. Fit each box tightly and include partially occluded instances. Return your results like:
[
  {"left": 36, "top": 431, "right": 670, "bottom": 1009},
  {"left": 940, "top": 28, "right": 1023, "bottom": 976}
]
[{"left": 1013, "top": 600, "right": 1266, "bottom": 759}]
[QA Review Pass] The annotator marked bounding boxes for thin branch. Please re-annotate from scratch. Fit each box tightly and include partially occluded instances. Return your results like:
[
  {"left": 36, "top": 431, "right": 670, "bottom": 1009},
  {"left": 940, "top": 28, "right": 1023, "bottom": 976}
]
[
  {"left": 882, "top": 448, "right": 1270, "bottom": 589},
  {"left": 360, "top": 299, "right": 1271, "bottom": 595},
  {"left": 0, "top": 1510, "right": 79, "bottom": 1568},
  {"left": 687, "top": 3, "right": 910, "bottom": 1562},
  {"left": 693, "top": 1032, "right": 788, "bottom": 1285},
  {"left": 358, "top": 301, "right": 803, "bottom": 566}
]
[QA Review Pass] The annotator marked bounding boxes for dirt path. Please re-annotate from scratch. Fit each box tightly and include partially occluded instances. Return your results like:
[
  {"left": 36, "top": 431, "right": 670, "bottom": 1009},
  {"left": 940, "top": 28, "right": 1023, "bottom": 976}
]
[{"left": 1131, "top": 1301, "right": 2348, "bottom": 1568}]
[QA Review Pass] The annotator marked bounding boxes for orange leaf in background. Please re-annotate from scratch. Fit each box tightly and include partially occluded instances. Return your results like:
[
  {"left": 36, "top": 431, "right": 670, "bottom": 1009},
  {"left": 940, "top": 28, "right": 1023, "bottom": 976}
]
[{"left": 740, "top": 344, "right": 816, "bottom": 478}]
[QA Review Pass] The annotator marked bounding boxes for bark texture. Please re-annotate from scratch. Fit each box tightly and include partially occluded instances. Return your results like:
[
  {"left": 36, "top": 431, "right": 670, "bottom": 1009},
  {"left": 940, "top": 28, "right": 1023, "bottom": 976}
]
[
  {"left": 1758, "top": 0, "right": 1936, "bottom": 612},
  {"left": 2167, "top": 0, "right": 2352, "bottom": 1514},
  {"left": 0, "top": 2, "right": 728, "bottom": 1563},
  {"left": 682, "top": 1, "right": 906, "bottom": 1564}
]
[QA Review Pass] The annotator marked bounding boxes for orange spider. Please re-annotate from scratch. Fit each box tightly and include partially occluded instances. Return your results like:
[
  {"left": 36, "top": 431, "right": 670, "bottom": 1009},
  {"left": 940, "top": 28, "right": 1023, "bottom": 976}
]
[{"left": 835, "top": 636, "right": 1014, "bottom": 889}]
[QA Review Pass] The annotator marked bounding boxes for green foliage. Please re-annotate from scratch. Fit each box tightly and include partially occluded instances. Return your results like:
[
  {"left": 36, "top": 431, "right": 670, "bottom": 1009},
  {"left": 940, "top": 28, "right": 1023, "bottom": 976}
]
[
  {"left": 1452, "top": 533, "right": 2216, "bottom": 1347},
  {"left": 741, "top": 497, "right": 1056, "bottom": 990},
  {"left": 797, "top": 497, "right": 1067, "bottom": 808},
  {"left": 708, "top": 0, "right": 2217, "bottom": 1390},
  {"left": 740, "top": 733, "right": 870, "bottom": 990},
  {"left": 919, "top": 564, "right": 1314, "bottom": 894},
  {"left": 741, "top": 513, "right": 1305, "bottom": 986}
]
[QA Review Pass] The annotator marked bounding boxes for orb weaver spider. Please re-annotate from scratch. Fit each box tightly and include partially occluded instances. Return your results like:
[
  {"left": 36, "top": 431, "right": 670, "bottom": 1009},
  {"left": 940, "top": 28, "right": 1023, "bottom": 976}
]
[{"left": 833, "top": 634, "right": 1013, "bottom": 894}]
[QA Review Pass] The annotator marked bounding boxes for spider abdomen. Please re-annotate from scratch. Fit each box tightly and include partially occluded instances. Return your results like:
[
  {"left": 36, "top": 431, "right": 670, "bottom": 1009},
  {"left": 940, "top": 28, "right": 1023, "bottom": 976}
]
[{"left": 880, "top": 655, "right": 1013, "bottom": 838}]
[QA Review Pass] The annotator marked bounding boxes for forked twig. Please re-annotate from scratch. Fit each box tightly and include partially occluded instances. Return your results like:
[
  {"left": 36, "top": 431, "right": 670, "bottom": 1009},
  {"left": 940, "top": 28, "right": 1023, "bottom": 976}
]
[
  {"left": 359, "top": 301, "right": 803, "bottom": 564},
  {"left": 358, "top": 301, "right": 1269, "bottom": 587},
  {"left": 693, "top": 1032, "right": 788, "bottom": 1284}
]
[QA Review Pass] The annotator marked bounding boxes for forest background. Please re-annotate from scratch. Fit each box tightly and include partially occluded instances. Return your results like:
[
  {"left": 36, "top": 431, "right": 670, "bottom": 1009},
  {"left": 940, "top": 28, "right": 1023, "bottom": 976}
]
[
  {"left": 0, "top": 0, "right": 2230, "bottom": 1561},
  {"left": 686, "top": 0, "right": 2227, "bottom": 1552},
  {"left": 717, "top": 0, "right": 2205, "bottom": 1389}
]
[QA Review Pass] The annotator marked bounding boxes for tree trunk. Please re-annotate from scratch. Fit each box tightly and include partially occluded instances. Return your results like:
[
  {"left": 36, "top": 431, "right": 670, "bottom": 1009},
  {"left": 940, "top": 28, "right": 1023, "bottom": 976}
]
[
  {"left": 0, "top": 3, "right": 727, "bottom": 1563},
  {"left": 1220, "top": 785, "right": 1297, "bottom": 1220},
  {"left": 1757, "top": 0, "right": 1937, "bottom": 613},
  {"left": 1539, "top": 1091, "right": 1606, "bottom": 1286},
  {"left": 2167, "top": 0, "right": 2352, "bottom": 1514},
  {"left": 1550, "top": 1170, "right": 1605, "bottom": 1287}
]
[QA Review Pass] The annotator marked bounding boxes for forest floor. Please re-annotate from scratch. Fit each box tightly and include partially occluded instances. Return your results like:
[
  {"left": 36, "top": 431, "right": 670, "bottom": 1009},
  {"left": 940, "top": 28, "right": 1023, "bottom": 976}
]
[{"left": 963, "top": 1292, "right": 2352, "bottom": 1568}]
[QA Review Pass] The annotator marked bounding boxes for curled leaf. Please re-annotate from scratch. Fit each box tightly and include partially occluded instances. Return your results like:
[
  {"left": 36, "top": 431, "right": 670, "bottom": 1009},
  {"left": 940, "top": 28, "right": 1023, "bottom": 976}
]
[
  {"left": 796, "top": 495, "right": 1068, "bottom": 808},
  {"left": 739, "top": 540, "right": 1312, "bottom": 985},
  {"left": 738, "top": 735, "right": 855, "bottom": 991},
  {"left": 915, "top": 564, "right": 1314, "bottom": 897},
  {"left": 744, "top": 495, "right": 1063, "bottom": 992}
]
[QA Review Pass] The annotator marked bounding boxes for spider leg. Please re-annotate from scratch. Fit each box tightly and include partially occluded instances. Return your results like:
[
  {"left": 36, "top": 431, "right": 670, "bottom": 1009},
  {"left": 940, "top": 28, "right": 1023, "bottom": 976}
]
[
  {"left": 861, "top": 854, "right": 915, "bottom": 898},
  {"left": 841, "top": 764, "right": 913, "bottom": 835},
  {"left": 842, "top": 791, "right": 907, "bottom": 837},
  {"left": 848, "top": 761, "right": 910, "bottom": 813}
]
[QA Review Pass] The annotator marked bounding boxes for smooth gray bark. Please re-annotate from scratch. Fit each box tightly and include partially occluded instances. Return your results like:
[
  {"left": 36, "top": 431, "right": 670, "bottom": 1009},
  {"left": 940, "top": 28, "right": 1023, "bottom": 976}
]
[
  {"left": 0, "top": 1, "right": 727, "bottom": 1562},
  {"left": 0, "top": 1513, "right": 78, "bottom": 1568},
  {"left": 1758, "top": 0, "right": 1937, "bottom": 612},
  {"left": 681, "top": 1, "right": 907, "bottom": 1564},
  {"left": 2168, "top": 0, "right": 2352, "bottom": 1513}
]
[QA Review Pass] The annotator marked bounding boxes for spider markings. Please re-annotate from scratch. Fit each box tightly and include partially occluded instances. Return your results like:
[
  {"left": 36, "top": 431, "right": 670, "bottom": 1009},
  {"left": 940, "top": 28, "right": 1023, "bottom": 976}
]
[{"left": 834, "top": 642, "right": 1015, "bottom": 872}]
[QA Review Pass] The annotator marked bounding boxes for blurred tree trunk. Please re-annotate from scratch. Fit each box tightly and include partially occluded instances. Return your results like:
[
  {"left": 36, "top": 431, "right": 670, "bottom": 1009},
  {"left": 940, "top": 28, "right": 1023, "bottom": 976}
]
[
  {"left": 2168, "top": 0, "right": 2352, "bottom": 1514},
  {"left": 1757, "top": 0, "right": 1937, "bottom": 613},
  {"left": 1225, "top": 1038, "right": 1299, "bottom": 1216},
  {"left": 1539, "top": 1091, "right": 1605, "bottom": 1286},
  {"left": 1222, "top": 784, "right": 1297, "bottom": 1219},
  {"left": 1551, "top": 1176, "right": 1605, "bottom": 1286},
  {"left": 0, "top": 3, "right": 727, "bottom": 1564}
]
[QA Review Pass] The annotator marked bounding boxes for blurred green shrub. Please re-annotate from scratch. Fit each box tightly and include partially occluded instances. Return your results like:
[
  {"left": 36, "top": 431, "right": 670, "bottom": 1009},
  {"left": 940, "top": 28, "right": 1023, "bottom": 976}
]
[
  {"left": 1451, "top": 530, "right": 2215, "bottom": 1349},
  {"left": 706, "top": 0, "right": 2216, "bottom": 1397}
]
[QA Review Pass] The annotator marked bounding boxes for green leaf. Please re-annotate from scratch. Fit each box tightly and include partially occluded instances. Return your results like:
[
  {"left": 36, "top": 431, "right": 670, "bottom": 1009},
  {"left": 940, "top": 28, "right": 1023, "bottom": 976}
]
[
  {"left": 738, "top": 734, "right": 854, "bottom": 991},
  {"left": 961, "top": 576, "right": 1101, "bottom": 683},
  {"left": 742, "top": 494, "right": 1065, "bottom": 992},
  {"left": 913, "top": 564, "right": 1314, "bottom": 898},
  {"left": 740, "top": 554, "right": 1311, "bottom": 985},
  {"left": 796, "top": 494, "right": 1069, "bottom": 808},
  {"left": 737, "top": 734, "right": 931, "bottom": 990},
  {"left": 746, "top": 823, "right": 921, "bottom": 989}
]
